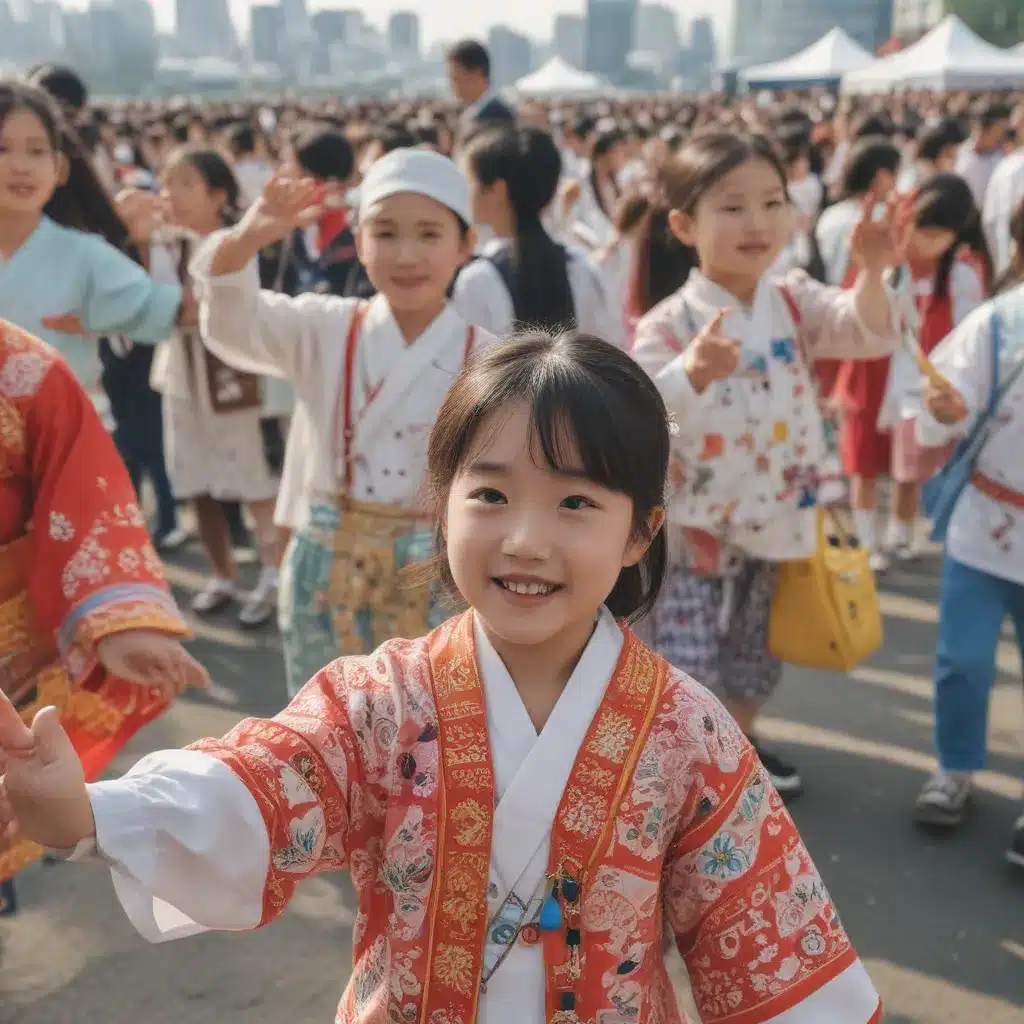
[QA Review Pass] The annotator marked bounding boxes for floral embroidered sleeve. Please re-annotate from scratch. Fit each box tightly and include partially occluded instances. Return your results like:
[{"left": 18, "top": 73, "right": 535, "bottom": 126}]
[
  {"left": 781, "top": 268, "right": 898, "bottom": 362},
  {"left": 189, "top": 665, "right": 357, "bottom": 926},
  {"left": 21, "top": 342, "right": 185, "bottom": 683},
  {"left": 662, "top": 702, "right": 882, "bottom": 1022}
]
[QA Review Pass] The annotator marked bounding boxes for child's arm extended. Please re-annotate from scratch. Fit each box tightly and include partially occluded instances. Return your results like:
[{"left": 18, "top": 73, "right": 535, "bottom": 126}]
[
  {"left": 0, "top": 668, "right": 357, "bottom": 943},
  {"left": 662, "top": 701, "right": 881, "bottom": 1023}
]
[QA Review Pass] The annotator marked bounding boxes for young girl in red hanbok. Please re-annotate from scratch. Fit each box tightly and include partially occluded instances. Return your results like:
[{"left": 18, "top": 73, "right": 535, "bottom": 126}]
[{"left": 0, "top": 334, "right": 882, "bottom": 1022}]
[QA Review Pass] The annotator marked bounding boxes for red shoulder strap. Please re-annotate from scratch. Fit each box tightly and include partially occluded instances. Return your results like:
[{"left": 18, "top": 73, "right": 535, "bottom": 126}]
[{"left": 779, "top": 284, "right": 801, "bottom": 326}]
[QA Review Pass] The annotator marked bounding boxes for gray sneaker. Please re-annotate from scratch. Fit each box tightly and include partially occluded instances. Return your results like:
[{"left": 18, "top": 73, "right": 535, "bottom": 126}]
[{"left": 915, "top": 771, "right": 973, "bottom": 827}]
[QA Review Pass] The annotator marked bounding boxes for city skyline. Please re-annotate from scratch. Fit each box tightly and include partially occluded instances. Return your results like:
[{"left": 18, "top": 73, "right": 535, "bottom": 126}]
[{"left": 59, "top": 0, "right": 731, "bottom": 49}]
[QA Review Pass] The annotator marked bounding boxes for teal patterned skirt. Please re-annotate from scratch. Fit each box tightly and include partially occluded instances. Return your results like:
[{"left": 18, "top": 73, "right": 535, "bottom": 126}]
[{"left": 278, "top": 502, "right": 446, "bottom": 697}]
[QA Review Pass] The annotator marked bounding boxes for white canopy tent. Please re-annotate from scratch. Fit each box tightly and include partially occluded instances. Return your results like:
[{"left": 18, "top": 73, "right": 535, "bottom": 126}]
[
  {"left": 740, "top": 28, "right": 873, "bottom": 89},
  {"left": 513, "top": 57, "right": 608, "bottom": 97},
  {"left": 843, "top": 15, "right": 1024, "bottom": 92}
]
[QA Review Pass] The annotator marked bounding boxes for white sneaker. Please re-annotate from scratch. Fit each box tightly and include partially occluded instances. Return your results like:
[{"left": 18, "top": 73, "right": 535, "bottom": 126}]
[
  {"left": 868, "top": 550, "right": 891, "bottom": 573},
  {"left": 238, "top": 570, "right": 278, "bottom": 628},
  {"left": 191, "top": 577, "right": 237, "bottom": 614},
  {"left": 155, "top": 526, "right": 190, "bottom": 552}
]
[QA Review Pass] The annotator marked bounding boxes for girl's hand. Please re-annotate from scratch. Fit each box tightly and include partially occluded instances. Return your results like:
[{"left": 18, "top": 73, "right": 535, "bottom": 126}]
[
  {"left": 684, "top": 308, "right": 741, "bottom": 394},
  {"left": 41, "top": 313, "right": 89, "bottom": 336},
  {"left": 97, "top": 631, "right": 211, "bottom": 701},
  {"left": 238, "top": 172, "right": 322, "bottom": 250},
  {"left": 850, "top": 194, "right": 912, "bottom": 275},
  {"left": 177, "top": 285, "right": 200, "bottom": 329},
  {"left": 0, "top": 692, "right": 94, "bottom": 850},
  {"left": 114, "top": 188, "right": 165, "bottom": 245},
  {"left": 560, "top": 179, "right": 582, "bottom": 217},
  {"left": 923, "top": 377, "right": 968, "bottom": 426}
]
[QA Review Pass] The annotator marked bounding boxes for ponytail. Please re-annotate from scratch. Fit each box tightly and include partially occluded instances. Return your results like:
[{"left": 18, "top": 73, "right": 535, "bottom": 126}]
[{"left": 626, "top": 194, "right": 698, "bottom": 318}]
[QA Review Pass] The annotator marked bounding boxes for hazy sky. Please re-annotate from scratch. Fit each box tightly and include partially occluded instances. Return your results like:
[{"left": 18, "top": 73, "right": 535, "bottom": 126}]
[{"left": 131, "top": 0, "right": 731, "bottom": 48}]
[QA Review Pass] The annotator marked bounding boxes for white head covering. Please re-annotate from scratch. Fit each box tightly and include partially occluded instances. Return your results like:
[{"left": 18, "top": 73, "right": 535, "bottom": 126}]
[{"left": 358, "top": 149, "right": 471, "bottom": 226}]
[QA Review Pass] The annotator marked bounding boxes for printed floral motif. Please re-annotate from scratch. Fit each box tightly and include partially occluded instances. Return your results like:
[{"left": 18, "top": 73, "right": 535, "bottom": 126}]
[
  {"left": 48, "top": 511, "right": 74, "bottom": 542},
  {"left": 61, "top": 533, "right": 111, "bottom": 599},
  {"left": 191, "top": 616, "right": 875, "bottom": 1024},
  {"left": 0, "top": 350, "right": 51, "bottom": 399},
  {"left": 117, "top": 548, "right": 141, "bottom": 573}
]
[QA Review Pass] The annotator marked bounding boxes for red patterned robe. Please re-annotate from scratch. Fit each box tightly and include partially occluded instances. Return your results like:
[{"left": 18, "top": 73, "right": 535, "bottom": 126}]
[
  {"left": 0, "top": 320, "right": 188, "bottom": 882},
  {"left": 88, "top": 609, "right": 881, "bottom": 1023}
]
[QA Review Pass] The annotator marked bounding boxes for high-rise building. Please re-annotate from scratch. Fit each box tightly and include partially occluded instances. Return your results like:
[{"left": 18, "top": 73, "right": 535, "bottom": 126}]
[
  {"left": 585, "top": 0, "right": 638, "bottom": 78},
  {"left": 311, "top": 10, "right": 351, "bottom": 75},
  {"left": 689, "top": 15, "right": 718, "bottom": 87},
  {"left": 250, "top": 4, "right": 285, "bottom": 65},
  {"left": 553, "top": 13, "right": 586, "bottom": 67},
  {"left": 892, "top": 0, "right": 1022, "bottom": 46},
  {"left": 634, "top": 3, "right": 681, "bottom": 65},
  {"left": 731, "top": 0, "right": 891, "bottom": 65},
  {"left": 176, "top": 0, "right": 235, "bottom": 58},
  {"left": 487, "top": 25, "right": 534, "bottom": 87},
  {"left": 388, "top": 11, "right": 421, "bottom": 57}
]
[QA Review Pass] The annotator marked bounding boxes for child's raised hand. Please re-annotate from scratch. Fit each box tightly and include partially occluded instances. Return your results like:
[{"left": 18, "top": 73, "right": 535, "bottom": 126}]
[
  {"left": 239, "top": 171, "right": 322, "bottom": 249},
  {"left": 0, "top": 690, "right": 94, "bottom": 850},
  {"left": 850, "top": 194, "right": 913, "bottom": 275},
  {"left": 114, "top": 188, "right": 165, "bottom": 245},
  {"left": 97, "top": 630, "right": 211, "bottom": 701},
  {"left": 923, "top": 376, "right": 968, "bottom": 426},
  {"left": 684, "top": 308, "right": 741, "bottom": 394}
]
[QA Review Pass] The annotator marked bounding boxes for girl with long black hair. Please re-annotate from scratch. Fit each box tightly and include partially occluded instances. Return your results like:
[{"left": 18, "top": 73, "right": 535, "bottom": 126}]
[{"left": 454, "top": 124, "right": 616, "bottom": 342}]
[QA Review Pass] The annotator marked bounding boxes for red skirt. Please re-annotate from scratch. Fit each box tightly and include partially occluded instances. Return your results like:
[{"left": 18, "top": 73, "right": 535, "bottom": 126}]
[{"left": 836, "top": 355, "right": 892, "bottom": 478}]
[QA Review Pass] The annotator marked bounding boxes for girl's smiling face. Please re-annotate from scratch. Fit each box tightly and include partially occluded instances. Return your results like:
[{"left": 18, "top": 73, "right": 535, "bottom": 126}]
[
  {"left": 356, "top": 191, "right": 472, "bottom": 314},
  {"left": 670, "top": 156, "right": 791, "bottom": 299},
  {"left": 0, "top": 107, "right": 64, "bottom": 216},
  {"left": 444, "top": 401, "right": 654, "bottom": 657}
]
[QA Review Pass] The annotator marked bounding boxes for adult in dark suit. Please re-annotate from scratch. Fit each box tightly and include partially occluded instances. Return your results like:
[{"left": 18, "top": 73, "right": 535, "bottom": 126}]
[{"left": 447, "top": 39, "right": 516, "bottom": 133}]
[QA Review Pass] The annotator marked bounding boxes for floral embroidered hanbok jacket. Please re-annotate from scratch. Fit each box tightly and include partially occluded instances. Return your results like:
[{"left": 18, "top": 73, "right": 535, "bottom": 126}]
[
  {"left": 0, "top": 320, "right": 187, "bottom": 882},
  {"left": 79, "top": 607, "right": 881, "bottom": 1024}
]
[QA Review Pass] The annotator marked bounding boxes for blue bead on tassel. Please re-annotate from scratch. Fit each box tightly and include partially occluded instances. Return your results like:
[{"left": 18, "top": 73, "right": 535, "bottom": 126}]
[{"left": 539, "top": 883, "right": 562, "bottom": 933}]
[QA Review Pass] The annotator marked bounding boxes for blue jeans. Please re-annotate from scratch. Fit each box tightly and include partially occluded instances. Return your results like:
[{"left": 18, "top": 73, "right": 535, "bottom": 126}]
[{"left": 934, "top": 556, "right": 1024, "bottom": 772}]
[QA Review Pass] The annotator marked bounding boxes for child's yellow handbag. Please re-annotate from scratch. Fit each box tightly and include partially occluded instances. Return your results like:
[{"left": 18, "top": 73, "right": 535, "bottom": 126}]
[{"left": 768, "top": 510, "right": 882, "bottom": 671}]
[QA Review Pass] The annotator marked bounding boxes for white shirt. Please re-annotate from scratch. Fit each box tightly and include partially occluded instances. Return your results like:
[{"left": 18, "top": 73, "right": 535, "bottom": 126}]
[
  {"left": 453, "top": 236, "right": 620, "bottom": 346},
  {"left": 917, "top": 286, "right": 1024, "bottom": 586},
  {"left": 956, "top": 143, "right": 1004, "bottom": 210},
  {"left": 983, "top": 149, "right": 1024, "bottom": 279}
]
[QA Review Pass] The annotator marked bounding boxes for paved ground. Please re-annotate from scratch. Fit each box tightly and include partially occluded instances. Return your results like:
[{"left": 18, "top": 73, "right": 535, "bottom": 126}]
[{"left": 1, "top": 541, "right": 1023, "bottom": 1024}]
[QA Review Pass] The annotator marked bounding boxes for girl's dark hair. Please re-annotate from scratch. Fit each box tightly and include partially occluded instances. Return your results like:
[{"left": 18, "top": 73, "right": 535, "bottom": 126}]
[
  {"left": 165, "top": 146, "right": 242, "bottom": 227},
  {"left": 912, "top": 173, "right": 992, "bottom": 299},
  {"left": 424, "top": 331, "right": 669, "bottom": 622},
  {"left": 465, "top": 126, "right": 575, "bottom": 332},
  {"left": 629, "top": 132, "right": 788, "bottom": 316},
  {"left": 839, "top": 136, "right": 902, "bottom": 199},
  {"left": 293, "top": 126, "right": 355, "bottom": 181},
  {"left": 589, "top": 127, "right": 626, "bottom": 221},
  {"left": 0, "top": 79, "right": 139, "bottom": 259},
  {"left": 996, "top": 196, "right": 1024, "bottom": 294}
]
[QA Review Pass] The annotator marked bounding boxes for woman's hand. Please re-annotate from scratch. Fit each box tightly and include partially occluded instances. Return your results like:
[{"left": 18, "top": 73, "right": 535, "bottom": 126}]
[
  {"left": 0, "top": 692, "right": 94, "bottom": 850},
  {"left": 97, "top": 630, "right": 210, "bottom": 701}
]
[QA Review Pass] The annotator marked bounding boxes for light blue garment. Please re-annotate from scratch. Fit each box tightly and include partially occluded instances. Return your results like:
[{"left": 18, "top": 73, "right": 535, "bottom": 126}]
[
  {"left": 0, "top": 216, "right": 182, "bottom": 389},
  {"left": 277, "top": 502, "right": 446, "bottom": 698},
  {"left": 934, "top": 555, "right": 1024, "bottom": 773}
]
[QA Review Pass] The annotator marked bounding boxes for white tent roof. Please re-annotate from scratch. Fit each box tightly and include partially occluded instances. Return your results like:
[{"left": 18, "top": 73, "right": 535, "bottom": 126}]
[
  {"left": 513, "top": 57, "right": 607, "bottom": 96},
  {"left": 740, "top": 28, "right": 873, "bottom": 86},
  {"left": 843, "top": 15, "right": 1024, "bottom": 92}
]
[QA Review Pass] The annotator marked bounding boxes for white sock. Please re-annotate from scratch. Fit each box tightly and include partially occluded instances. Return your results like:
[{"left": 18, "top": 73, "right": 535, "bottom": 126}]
[
  {"left": 258, "top": 566, "right": 279, "bottom": 588},
  {"left": 888, "top": 519, "right": 913, "bottom": 548},
  {"left": 853, "top": 508, "right": 876, "bottom": 550}
]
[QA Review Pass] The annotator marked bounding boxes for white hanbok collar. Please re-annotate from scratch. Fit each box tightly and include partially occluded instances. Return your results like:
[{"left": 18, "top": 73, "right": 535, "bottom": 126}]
[{"left": 681, "top": 269, "right": 780, "bottom": 352}]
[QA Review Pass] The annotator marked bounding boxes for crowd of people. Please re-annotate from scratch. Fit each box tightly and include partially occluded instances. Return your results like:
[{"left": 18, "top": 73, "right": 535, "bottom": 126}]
[{"left": 0, "top": 38, "right": 1022, "bottom": 1022}]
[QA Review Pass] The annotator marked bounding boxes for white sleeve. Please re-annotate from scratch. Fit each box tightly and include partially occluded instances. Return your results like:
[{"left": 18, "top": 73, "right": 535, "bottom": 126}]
[
  {"left": 571, "top": 254, "right": 622, "bottom": 348},
  {"left": 189, "top": 228, "right": 356, "bottom": 383},
  {"left": 451, "top": 258, "right": 515, "bottom": 338},
  {"left": 916, "top": 303, "right": 995, "bottom": 449},
  {"left": 85, "top": 749, "right": 269, "bottom": 944},
  {"left": 950, "top": 261, "right": 986, "bottom": 329}
]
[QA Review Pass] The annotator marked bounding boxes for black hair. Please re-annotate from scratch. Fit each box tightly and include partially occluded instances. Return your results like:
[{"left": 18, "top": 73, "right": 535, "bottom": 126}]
[
  {"left": 629, "top": 131, "right": 788, "bottom": 315},
  {"left": 0, "top": 79, "right": 136, "bottom": 258},
  {"left": 447, "top": 39, "right": 491, "bottom": 79},
  {"left": 917, "top": 123, "right": 958, "bottom": 163},
  {"left": 165, "top": 146, "right": 242, "bottom": 227},
  {"left": 853, "top": 113, "right": 895, "bottom": 139},
  {"left": 838, "top": 136, "right": 902, "bottom": 199},
  {"left": 374, "top": 123, "right": 416, "bottom": 154},
  {"left": 27, "top": 64, "right": 88, "bottom": 114},
  {"left": 911, "top": 173, "right": 990, "bottom": 299},
  {"left": 464, "top": 125, "right": 575, "bottom": 332},
  {"left": 228, "top": 123, "right": 257, "bottom": 156},
  {"left": 589, "top": 127, "right": 626, "bottom": 221},
  {"left": 294, "top": 127, "right": 355, "bottom": 181},
  {"left": 976, "top": 101, "right": 1011, "bottom": 130},
  {"left": 425, "top": 331, "right": 669, "bottom": 622}
]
